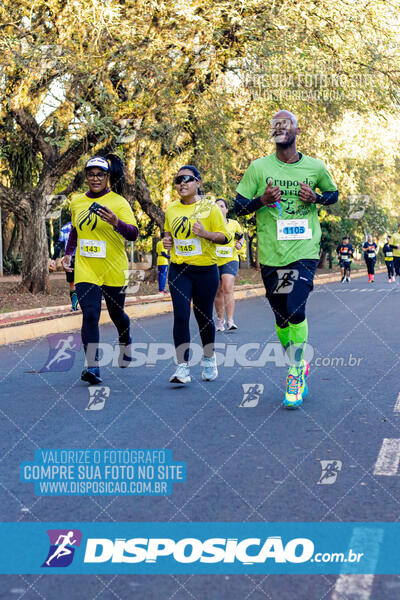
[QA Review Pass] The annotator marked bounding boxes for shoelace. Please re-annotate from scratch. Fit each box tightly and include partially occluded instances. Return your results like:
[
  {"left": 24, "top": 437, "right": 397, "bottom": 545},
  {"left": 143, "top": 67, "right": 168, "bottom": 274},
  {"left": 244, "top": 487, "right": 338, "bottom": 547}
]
[{"left": 287, "top": 374, "right": 300, "bottom": 394}]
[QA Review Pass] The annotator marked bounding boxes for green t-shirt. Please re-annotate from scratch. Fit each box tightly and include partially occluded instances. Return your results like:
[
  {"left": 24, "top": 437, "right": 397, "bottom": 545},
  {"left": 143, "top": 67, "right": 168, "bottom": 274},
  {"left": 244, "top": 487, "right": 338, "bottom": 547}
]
[{"left": 236, "top": 153, "right": 338, "bottom": 266}]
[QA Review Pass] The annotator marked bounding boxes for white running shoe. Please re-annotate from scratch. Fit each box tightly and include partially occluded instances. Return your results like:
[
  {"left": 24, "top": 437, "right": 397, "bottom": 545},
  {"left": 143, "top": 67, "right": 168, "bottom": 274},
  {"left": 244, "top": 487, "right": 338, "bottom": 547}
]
[
  {"left": 346, "top": 276, "right": 351, "bottom": 282},
  {"left": 216, "top": 317, "right": 225, "bottom": 332},
  {"left": 201, "top": 354, "right": 218, "bottom": 381},
  {"left": 169, "top": 363, "right": 191, "bottom": 384},
  {"left": 227, "top": 319, "right": 238, "bottom": 330},
  {"left": 118, "top": 343, "right": 132, "bottom": 368}
]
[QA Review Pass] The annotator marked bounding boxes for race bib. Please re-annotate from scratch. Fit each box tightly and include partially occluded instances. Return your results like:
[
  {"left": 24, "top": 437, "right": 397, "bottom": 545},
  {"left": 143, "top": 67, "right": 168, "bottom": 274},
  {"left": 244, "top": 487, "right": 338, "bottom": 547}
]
[
  {"left": 216, "top": 246, "right": 233, "bottom": 258},
  {"left": 174, "top": 237, "right": 202, "bottom": 257},
  {"left": 277, "top": 219, "right": 312, "bottom": 241},
  {"left": 342, "top": 257, "right": 351, "bottom": 262},
  {"left": 368, "top": 252, "right": 376, "bottom": 258},
  {"left": 79, "top": 239, "right": 106, "bottom": 258},
  {"left": 386, "top": 252, "right": 393, "bottom": 257}
]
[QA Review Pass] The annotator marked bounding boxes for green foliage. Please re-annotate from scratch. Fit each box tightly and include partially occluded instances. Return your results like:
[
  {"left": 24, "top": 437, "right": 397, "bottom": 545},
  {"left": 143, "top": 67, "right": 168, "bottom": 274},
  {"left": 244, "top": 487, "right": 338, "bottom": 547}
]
[
  {"left": 0, "top": 0, "right": 399, "bottom": 287},
  {"left": 2, "top": 255, "right": 22, "bottom": 275}
]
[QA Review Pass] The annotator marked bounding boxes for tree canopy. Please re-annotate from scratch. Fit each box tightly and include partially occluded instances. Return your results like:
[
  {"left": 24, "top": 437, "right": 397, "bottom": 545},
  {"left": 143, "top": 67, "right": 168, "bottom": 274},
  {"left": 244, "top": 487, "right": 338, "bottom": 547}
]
[{"left": 0, "top": 0, "right": 399, "bottom": 288}]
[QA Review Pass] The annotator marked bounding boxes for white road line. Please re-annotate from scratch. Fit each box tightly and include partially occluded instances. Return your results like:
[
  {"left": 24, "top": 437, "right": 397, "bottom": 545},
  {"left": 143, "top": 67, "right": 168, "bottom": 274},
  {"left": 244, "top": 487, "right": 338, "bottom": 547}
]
[
  {"left": 332, "top": 575, "right": 375, "bottom": 600},
  {"left": 332, "top": 528, "right": 383, "bottom": 600},
  {"left": 374, "top": 438, "right": 400, "bottom": 475},
  {"left": 394, "top": 393, "right": 400, "bottom": 413}
]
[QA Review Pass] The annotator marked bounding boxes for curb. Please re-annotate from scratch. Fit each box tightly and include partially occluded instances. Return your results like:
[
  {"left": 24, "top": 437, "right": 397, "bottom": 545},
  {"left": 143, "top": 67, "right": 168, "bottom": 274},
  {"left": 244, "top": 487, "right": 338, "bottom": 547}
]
[{"left": 0, "top": 267, "right": 386, "bottom": 346}]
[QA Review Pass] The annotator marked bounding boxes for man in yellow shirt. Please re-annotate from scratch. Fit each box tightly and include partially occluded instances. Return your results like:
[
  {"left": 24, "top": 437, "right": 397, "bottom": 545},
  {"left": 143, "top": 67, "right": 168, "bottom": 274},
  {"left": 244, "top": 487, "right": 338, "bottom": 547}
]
[
  {"left": 390, "top": 224, "right": 400, "bottom": 280},
  {"left": 156, "top": 234, "right": 170, "bottom": 294}
]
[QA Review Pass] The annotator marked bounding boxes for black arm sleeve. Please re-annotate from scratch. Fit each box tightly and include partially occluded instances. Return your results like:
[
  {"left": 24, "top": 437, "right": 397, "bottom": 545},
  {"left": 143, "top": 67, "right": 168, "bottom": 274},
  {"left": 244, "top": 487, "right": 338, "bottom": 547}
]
[
  {"left": 314, "top": 190, "right": 339, "bottom": 206},
  {"left": 52, "top": 241, "right": 64, "bottom": 260},
  {"left": 234, "top": 193, "right": 263, "bottom": 216}
]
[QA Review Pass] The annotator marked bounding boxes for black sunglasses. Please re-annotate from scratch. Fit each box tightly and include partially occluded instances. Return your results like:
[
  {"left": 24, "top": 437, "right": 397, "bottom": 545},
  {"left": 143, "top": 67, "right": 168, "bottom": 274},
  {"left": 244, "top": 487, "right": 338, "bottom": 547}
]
[{"left": 174, "top": 174, "right": 199, "bottom": 185}]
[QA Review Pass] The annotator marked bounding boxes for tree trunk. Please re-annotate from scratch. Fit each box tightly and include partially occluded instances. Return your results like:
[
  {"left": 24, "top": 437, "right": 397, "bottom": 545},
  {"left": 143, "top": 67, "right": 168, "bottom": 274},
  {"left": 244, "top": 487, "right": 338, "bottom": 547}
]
[
  {"left": 21, "top": 194, "right": 50, "bottom": 293},
  {"left": 2, "top": 212, "right": 15, "bottom": 256},
  {"left": 318, "top": 249, "right": 327, "bottom": 269},
  {"left": 248, "top": 233, "right": 256, "bottom": 267},
  {"left": 151, "top": 235, "right": 158, "bottom": 269}
]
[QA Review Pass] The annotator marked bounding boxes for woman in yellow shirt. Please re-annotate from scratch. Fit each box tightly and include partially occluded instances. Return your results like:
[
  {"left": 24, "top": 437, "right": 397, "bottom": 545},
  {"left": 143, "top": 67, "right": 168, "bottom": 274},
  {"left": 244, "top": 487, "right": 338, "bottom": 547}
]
[
  {"left": 163, "top": 165, "right": 231, "bottom": 384},
  {"left": 62, "top": 154, "right": 138, "bottom": 385},
  {"left": 156, "top": 234, "right": 170, "bottom": 294},
  {"left": 214, "top": 198, "right": 244, "bottom": 331}
]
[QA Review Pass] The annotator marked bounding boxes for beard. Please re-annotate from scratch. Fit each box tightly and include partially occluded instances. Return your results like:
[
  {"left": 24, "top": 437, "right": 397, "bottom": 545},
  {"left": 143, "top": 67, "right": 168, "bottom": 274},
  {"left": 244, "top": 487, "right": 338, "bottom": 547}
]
[{"left": 274, "top": 134, "right": 296, "bottom": 149}]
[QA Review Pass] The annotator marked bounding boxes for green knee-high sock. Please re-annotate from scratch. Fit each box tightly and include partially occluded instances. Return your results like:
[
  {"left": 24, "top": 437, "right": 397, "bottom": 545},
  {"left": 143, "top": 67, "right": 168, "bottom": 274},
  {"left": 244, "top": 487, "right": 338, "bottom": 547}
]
[
  {"left": 275, "top": 323, "right": 290, "bottom": 350},
  {"left": 287, "top": 319, "right": 308, "bottom": 367}
]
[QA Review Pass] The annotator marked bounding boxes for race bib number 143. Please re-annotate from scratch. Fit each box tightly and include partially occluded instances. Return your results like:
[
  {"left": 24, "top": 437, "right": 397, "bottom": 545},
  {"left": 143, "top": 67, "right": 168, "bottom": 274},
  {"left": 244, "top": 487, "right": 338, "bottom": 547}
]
[{"left": 79, "top": 239, "right": 107, "bottom": 258}]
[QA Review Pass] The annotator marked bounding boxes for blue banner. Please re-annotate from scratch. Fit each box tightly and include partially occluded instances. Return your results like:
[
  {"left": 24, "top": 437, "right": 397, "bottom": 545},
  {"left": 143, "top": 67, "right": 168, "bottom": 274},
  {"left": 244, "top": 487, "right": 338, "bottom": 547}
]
[{"left": 0, "top": 522, "right": 394, "bottom": 574}]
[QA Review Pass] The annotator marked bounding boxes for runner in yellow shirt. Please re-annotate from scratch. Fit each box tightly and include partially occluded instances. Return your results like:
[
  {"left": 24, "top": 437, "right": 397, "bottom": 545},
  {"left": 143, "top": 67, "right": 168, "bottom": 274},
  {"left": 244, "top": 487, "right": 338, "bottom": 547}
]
[
  {"left": 163, "top": 165, "right": 231, "bottom": 384},
  {"left": 390, "top": 224, "right": 400, "bottom": 280},
  {"left": 156, "top": 235, "right": 170, "bottom": 294},
  {"left": 62, "top": 154, "right": 139, "bottom": 385},
  {"left": 214, "top": 198, "right": 244, "bottom": 331}
]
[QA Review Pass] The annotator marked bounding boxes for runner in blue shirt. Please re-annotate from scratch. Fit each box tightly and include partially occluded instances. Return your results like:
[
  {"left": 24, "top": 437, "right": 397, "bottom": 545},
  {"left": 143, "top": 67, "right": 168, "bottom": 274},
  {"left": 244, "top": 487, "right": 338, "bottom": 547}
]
[{"left": 50, "top": 221, "right": 79, "bottom": 310}]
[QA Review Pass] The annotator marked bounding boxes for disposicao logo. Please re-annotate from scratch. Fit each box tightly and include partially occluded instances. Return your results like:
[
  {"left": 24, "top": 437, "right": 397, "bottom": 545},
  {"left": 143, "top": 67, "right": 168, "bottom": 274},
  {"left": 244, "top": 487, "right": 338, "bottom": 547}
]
[
  {"left": 83, "top": 536, "right": 314, "bottom": 564},
  {"left": 42, "top": 529, "right": 82, "bottom": 568}
]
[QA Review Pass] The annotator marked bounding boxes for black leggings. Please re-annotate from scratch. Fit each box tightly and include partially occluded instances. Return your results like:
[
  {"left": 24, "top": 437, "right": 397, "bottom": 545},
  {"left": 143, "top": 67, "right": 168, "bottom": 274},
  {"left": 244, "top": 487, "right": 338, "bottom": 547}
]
[
  {"left": 76, "top": 282, "right": 131, "bottom": 366},
  {"left": 394, "top": 256, "right": 400, "bottom": 277},
  {"left": 365, "top": 258, "right": 376, "bottom": 275},
  {"left": 261, "top": 259, "right": 318, "bottom": 328},
  {"left": 168, "top": 262, "right": 220, "bottom": 363},
  {"left": 386, "top": 261, "right": 394, "bottom": 278}
]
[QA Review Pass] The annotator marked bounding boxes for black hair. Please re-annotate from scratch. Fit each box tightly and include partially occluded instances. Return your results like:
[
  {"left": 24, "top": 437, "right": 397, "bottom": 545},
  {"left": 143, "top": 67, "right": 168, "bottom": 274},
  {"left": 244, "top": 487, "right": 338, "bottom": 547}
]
[
  {"left": 105, "top": 153, "right": 125, "bottom": 195},
  {"left": 216, "top": 198, "right": 228, "bottom": 209},
  {"left": 178, "top": 165, "right": 202, "bottom": 181},
  {"left": 343, "top": 235, "right": 349, "bottom": 240},
  {"left": 177, "top": 165, "right": 204, "bottom": 195}
]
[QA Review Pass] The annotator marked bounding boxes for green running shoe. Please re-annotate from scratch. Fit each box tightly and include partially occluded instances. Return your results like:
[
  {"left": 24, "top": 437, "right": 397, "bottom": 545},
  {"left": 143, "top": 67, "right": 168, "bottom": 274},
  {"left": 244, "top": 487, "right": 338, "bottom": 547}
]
[
  {"left": 70, "top": 290, "right": 79, "bottom": 311},
  {"left": 283, "top": 364, "right": 308, "bottom": 409}
]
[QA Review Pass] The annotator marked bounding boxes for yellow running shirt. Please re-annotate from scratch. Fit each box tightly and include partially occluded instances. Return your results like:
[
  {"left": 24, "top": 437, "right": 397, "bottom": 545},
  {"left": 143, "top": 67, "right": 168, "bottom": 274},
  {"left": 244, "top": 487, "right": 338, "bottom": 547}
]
[
  {"left": 164, "top": 198, "right": 231, "bottom": 266},
  {"left": 70, "top": 191, "right": 136, "bottom": 287},
  {"left": 216, "top": 219, "right": 243, "bottom": 266},
  {"left": 391, "top": 232, "right": 400, "bottom": 257},
  {"left": 156, "top": 240, "right": 169, "bottom": 266}
]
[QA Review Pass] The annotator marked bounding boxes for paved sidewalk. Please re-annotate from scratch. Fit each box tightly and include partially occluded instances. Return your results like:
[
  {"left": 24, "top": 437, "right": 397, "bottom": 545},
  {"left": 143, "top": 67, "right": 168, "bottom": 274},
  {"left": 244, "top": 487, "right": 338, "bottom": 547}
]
[{"left": 0, "top": 267, "right": 386, "bottom": 346}]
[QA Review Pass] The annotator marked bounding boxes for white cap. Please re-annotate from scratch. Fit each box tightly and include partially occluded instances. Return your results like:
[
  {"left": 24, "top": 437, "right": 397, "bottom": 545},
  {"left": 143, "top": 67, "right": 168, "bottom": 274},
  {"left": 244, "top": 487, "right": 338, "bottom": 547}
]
[{"left": 85, "top": 156, "right": 109, "bottom": 171}]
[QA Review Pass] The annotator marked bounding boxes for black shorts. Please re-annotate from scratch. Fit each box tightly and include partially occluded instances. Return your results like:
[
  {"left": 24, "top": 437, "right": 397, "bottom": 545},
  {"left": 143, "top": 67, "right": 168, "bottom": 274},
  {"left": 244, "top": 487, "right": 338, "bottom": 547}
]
[
  {"left": 66, "top": 256, "right": 75, "bottom": 283},
  {"left": 339, "top": 259, "right": 352, "bottom": 270},
  {"left": 261, "top": 259, "right": 318, "bottom": 327}
]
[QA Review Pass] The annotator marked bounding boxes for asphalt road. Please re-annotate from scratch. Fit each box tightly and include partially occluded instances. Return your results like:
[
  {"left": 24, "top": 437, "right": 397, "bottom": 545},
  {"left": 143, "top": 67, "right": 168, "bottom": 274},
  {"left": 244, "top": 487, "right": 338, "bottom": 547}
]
[{"left": 1, "top": 272, "right": 400, "bottom": 599}]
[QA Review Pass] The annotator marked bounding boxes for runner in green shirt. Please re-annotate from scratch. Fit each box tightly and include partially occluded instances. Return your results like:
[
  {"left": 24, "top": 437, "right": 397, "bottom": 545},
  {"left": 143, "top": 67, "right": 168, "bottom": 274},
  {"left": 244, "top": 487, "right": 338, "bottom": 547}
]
[{"left": 235, "top": 110, "right": 339, "bottom": 409}]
